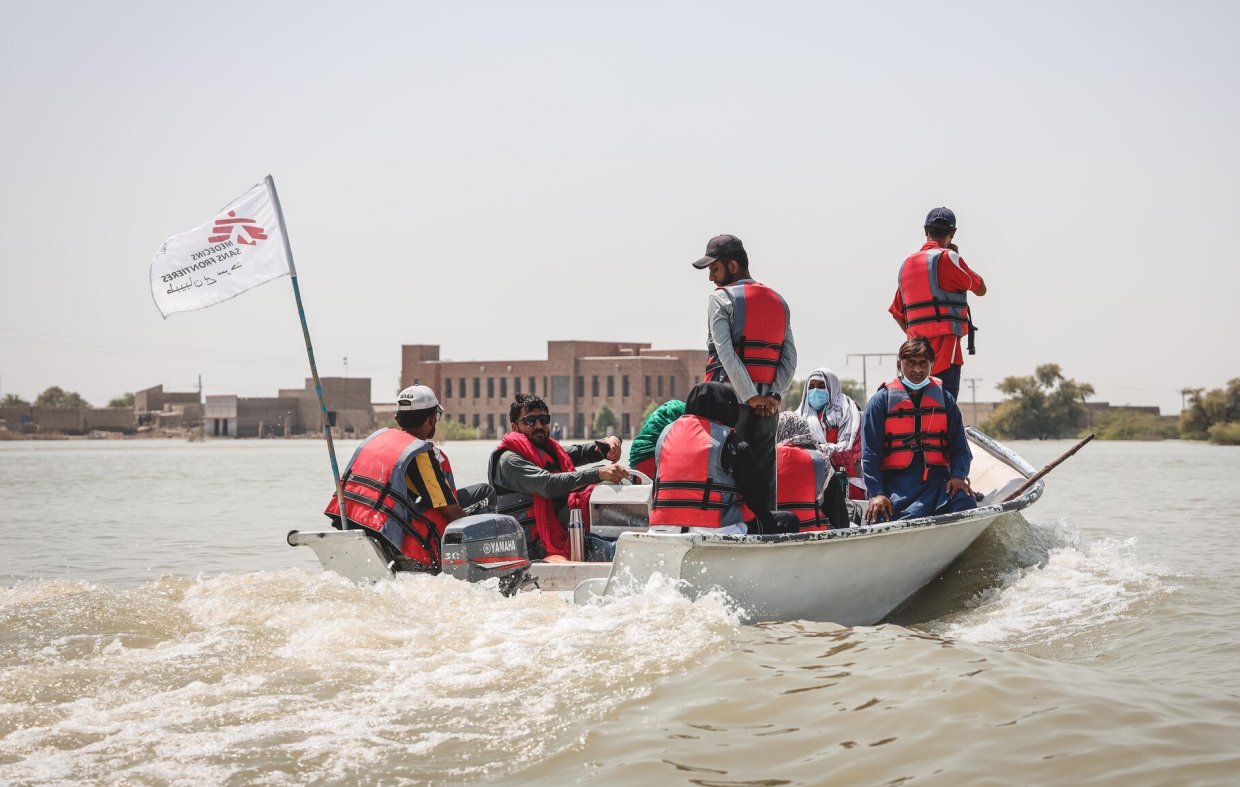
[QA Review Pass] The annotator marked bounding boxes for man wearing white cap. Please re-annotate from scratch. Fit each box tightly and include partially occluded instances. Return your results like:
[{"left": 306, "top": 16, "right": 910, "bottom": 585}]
[{"left": 324, "top": 385, "right": 493, "bottom": 571}]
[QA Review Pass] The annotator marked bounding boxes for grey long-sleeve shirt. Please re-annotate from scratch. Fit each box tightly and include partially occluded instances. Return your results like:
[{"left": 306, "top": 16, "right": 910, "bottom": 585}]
[
  {"left": 490, "top": 442, "right": 605, "bottom": 522},
  {"left": 707, "top": 278, "right": 798, "bottom": 403}
]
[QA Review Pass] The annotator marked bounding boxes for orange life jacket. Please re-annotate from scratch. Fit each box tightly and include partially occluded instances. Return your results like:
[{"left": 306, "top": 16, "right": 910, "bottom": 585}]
[
  {"left": 705, "top": 281, "right": 789, "bottom": 386},
  {"left": 775, "top": 443, "right": 829, "bottom": 531},
  {"left": 651, "top": 415, "right": 753, "bottom": 528},
  {"left": 898, "top": 246, "right": 971, "bottom": 338},
  {"left": 880, "top": 377, "right": 951, "bottom": 471},
  {"left": 324, "top": 428, "right": 449, "bottom": 570}
]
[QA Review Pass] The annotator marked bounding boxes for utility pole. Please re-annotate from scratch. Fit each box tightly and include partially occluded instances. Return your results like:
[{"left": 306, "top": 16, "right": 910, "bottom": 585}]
[
  {"left": 197, "top": 374, "right": 202, "bottom": 401},
  {"left": 962, "top": 377, "right": 982, "bottom": 423},
  {"left": 343, "top": 356, "right": 349, "bottom": 434},
  {"left": 847, "top": 352, "right": 898, "bottom": 394}
]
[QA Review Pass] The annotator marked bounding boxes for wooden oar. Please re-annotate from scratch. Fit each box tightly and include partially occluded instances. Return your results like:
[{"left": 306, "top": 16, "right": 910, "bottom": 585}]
[{"left": 1001, "top": 433, "right": 1095, "bottom": 502}]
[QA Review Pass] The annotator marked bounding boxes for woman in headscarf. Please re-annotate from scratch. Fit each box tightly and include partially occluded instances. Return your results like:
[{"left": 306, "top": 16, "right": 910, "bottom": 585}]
[
  {"left": 796, "top": 367, "right": 865, "bottom": 500},
  {"left": 628, "top": 399, "right": 685, "bottom": 480}
]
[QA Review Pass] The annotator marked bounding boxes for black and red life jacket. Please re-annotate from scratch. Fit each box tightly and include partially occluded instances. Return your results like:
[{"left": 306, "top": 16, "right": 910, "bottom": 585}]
[
  {"left": 880, "top": 377, "right": 950, "bottom": 471},
  {"left": 775, "top": 443, "right": 830, "bottom": 532},
  {"left": 898, "top": 244, "right": 971, "bottom": 339},
  {"left": 324, "top": 428, "right": 449, "bottom": 570},
  {"left": 705, "top": 281, "right": 789, "bottom": 386},
  {"left": 650, "top": 415, "right": 753, "bottom": 528}
]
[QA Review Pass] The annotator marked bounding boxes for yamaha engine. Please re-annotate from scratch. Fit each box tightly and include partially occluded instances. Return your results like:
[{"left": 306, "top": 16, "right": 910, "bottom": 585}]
[{"left": 440, "top": 514, "right": 532, "bottom": 596}]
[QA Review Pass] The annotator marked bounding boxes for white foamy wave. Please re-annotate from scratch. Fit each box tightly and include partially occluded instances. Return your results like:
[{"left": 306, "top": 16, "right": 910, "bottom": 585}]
[
  {"left": 937, "top": 519, "right": 1174, "bottom": 647},
  {"left": 0, "top": 569, "right": 742, "bottom": 785}
]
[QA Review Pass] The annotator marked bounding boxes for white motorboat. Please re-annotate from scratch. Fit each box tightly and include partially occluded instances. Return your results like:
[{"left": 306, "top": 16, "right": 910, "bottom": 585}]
[{"left": 289, "top": 428, "right": 1044, "bottom": 626}]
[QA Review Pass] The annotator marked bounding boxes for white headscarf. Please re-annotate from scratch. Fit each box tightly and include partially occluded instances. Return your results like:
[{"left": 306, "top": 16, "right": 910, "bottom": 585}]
[{"left": 796, "top": 367, "right": 860, "bottom": 454}]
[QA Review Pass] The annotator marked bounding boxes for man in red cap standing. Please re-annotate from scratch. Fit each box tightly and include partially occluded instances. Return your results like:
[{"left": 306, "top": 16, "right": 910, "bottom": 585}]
[
  {"left": 889, "top": 207, "right": 987, "bottom": 401},
  {"left": 693, "top": 234, "right": 797, "bottom": 504}
]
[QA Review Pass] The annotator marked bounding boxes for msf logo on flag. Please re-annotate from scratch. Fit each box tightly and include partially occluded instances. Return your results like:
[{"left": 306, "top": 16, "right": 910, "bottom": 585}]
[{"left": 208, "top": 210, "right": 269, "bottom": 246}]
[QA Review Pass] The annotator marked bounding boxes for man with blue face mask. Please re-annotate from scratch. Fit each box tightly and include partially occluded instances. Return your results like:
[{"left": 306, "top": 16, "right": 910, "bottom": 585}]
[{"left": 860, "top": 338, "right": 976, "bottom": 522}]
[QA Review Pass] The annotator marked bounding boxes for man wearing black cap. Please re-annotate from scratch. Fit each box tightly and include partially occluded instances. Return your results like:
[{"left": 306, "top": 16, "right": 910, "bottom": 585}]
[
  {"left": 889, "top": 208, "right": 987, "bottom": 401},
  {"left": 693, "top": 234, "right": 797, "bottom": 504}
]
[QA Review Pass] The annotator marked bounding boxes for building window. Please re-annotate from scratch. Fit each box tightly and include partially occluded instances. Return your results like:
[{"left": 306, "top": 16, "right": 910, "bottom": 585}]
[
  {"left": 592, "top": 376, "right": 599, "bottom": 397},
  {"left": 551, "top": 376, "right": 570, "bottom": 405},
  {"left": 622, "top": 375, "right": 630, "bottom": 398},
  {"left": 487, "top": 413, "right": 495, "bottom": 436},
  {"left": 658, "top": 376, "right": 664, "bottom": 397},
  {"left": 459, "top": 378, "right": 465, "bottom": 399},
  {"left": 487, "top": 378, "right": 495, "bottom": 399},
  {"left": 514, "top": 377, "right": 521, "bottom": 395},
  {"left": 529, "top": 376, "right": 537, "bottom": 395},
  {"left": 645, "top": 375, "right": 651, "bottom": 398},
  {"left": 543, "top": 377, "right": 548, "bottom": 396},
  {"left": 445, "top": 378, "right": 453, "bottom": 399},
  {"left": 622, "top": 412, "right": 631, "bottom": 436},
  {"left": 574, "top": 413, "right": 584, "bottom": 438},
  {"left": 459, "top": 414, "right": 465, "bottom": 424},
  {"left": 473, "top": 378, "right": 480, "bottom": 399},
  {"left": 500, "top": 377, "right": 507, "bottom": 399},
  {"left": 607, "top": 376, "right": 615, "bottom": 397},
  {"left": 575, "top": 376, "right": 584, "bottom": 398},
  {"left": 669, "top": 377, "right": 676, "bottom": 398},
  {"left": 473, "top": 413, "right": 480, "bottom": 428}
]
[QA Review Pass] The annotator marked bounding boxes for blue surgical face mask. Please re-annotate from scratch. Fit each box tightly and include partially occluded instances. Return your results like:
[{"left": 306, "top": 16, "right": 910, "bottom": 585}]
[
  {"left": 901, "top": 376, "right": 931, "bottom": 391},
  {"left": 807, "top": 388, "right": 829, "bottom": 410}
]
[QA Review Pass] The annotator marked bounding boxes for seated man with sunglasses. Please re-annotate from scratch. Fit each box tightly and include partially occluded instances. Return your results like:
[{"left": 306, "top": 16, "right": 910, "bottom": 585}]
[
  {"left": 325, "top": 385, "right": 494, "bottom": 572},
  {"left": 488, "top": 393, "right": 628, "bottom": 562}
]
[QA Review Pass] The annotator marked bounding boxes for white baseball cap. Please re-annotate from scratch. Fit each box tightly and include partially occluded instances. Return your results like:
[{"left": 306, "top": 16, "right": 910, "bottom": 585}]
[{"left": 396, "top": 385, "right": 441, "bottom": 411}]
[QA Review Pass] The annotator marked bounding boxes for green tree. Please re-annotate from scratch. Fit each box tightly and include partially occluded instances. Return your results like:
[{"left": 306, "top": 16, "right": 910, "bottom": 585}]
[
  {"left": 435, "top": 418, "right": 480, "bottom": 441},
  {"left": 1093, "top": 410, "right": 1179, "bottom": 441},
  {"left": 593, "top": 401, "right": 618, "bottom": 436},
  {"left": 640, "top": 400, "right": 661, "bottom": 424},
  {"left": 981, "top": 364, "right": 1094, "bottom": 439},
  {"left": 108, "top": 392, "right": 135, "bottom": 408},
  {"left": 840, "top": 378, "right": 866, "bottom": 406},
  {"left": 782, "top": 378, "right": 803, "bottom": 411},
  {"left": 2, "top": 393, "right": 30, "bottom": 407},
  {"left": 35, "top": 386, "right": 91, "bottom": 409},
  {"left": 1181, "top": 379, "right": 1240, "bottom": 441}
]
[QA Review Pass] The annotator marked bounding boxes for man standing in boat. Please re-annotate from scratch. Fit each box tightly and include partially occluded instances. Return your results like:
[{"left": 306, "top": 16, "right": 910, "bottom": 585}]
[
  {"left": 861, "top": 338, "right": 977, "bottom": 523},
  {"left": 488, "top": 393, "right": 628, "bottom": 562},
  {"left": 889, "top": 207, "right": 987, "bottom": 400},
  {"left": 324, "top": 385, "right": 495, "bottom": 572},
  {"left": 693, "top": 234, "right": 797, "bottom": 504}
]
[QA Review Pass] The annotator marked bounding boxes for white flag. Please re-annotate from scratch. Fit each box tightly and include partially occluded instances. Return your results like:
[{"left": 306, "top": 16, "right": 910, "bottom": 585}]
[{"left": 150, "top": 177, "right": 291, "bottom": 318}]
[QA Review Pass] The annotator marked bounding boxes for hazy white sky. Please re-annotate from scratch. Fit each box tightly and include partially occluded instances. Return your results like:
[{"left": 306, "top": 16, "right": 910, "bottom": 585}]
[{"left": 2, "top": 0, "right": 1237, "bottom": 414}]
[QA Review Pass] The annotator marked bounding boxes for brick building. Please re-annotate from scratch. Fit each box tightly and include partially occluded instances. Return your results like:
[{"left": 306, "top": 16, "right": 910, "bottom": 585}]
[
  {"left": 401, "top": 341, "right": 706, "bottom": 439},
  {"left": 204, "top": 377, "right": 374, "bottom": 438}
]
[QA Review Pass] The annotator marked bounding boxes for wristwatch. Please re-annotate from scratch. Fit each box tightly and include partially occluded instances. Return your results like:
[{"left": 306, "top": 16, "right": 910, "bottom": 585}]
[{"left": 771, "top": 392, "right": 781, "bottom": 403}]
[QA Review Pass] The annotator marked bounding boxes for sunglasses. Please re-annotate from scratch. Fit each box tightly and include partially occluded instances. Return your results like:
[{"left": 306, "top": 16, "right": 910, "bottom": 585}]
[{"left": 520, "top": 414, "right": 551, "bottom": 427}]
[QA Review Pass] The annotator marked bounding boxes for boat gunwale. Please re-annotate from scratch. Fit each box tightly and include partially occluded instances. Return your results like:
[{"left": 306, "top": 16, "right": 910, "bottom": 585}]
[{"left": 620, "top": 428, "right": 1043, "bottom": 547}]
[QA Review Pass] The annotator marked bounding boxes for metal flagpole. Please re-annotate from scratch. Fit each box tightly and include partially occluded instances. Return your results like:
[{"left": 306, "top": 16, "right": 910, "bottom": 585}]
[{"left": 264, "top": 175, "right": 350, "bottom": 530}]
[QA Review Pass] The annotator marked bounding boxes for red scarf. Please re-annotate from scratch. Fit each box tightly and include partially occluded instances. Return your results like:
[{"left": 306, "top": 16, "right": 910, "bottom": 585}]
[{"left": 498, "top": 432, "right": 576, "bottom": 558}]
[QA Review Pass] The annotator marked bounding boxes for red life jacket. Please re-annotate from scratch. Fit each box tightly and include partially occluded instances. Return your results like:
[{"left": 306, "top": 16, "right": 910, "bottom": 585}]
[
  {"left": 323, "top": 428, "right": 448, "bottom": 570},
  {"left": 898, "top": 245, "right": 971, "bottom": 338},
  {"left": 880, "top": 377, "right": 951, "bottom": 471},
  {"left": 775, "top": 444, "right": 829, "bottom": 531},
  {"left": 488, "top": 447, "right": 561, "bottom": 549},
  {"left": 705, "top": 281, "right": 789, "bottom": 386},
  {"left": 650, "top": 415, "right": 753, "bottom": 528}
]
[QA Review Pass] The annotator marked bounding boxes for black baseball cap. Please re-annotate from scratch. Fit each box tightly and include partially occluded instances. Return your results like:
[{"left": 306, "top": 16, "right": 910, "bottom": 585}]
[
  {"left": 692, "top": 234, "right": 747, "bottom": 269},
  {"left": 924, "top": 207, "right": 957, "bottom": 231}
]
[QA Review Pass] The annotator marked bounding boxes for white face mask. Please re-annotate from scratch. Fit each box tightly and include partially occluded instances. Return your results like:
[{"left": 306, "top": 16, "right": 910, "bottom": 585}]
[{"left": 900, "top": 375, "right": 930, "bottom": 390}]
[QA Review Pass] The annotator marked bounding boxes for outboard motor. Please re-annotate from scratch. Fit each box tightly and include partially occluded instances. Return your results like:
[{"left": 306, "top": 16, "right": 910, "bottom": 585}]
[{"left": 440, "top": 513, "right": 532, "bottom": 596}]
